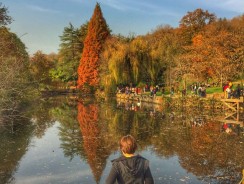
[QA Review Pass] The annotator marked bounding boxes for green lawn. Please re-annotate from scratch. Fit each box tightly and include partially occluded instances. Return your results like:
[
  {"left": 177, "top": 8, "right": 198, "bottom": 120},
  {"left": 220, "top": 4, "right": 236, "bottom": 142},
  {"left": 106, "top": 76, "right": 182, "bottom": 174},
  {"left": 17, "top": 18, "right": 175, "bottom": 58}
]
[
  {"left": 138, "top": 84, "right": 242, "bottom": 96},
  {"left": 141, "top": 86, "right": 224, "bottom": 96},
  {"left": 206, "top": 87, "right": 223, "bottom": 94}
]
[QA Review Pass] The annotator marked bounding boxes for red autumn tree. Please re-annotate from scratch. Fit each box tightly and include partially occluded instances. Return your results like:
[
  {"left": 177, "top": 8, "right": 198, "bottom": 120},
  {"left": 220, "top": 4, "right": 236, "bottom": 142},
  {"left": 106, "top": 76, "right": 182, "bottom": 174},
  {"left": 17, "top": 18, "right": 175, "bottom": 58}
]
[
  {"left": 77, "top": 101, "right": 108, "bottom": 183},
  {"left": 77, "top": 3, "right": 110, "bottom": 91}
]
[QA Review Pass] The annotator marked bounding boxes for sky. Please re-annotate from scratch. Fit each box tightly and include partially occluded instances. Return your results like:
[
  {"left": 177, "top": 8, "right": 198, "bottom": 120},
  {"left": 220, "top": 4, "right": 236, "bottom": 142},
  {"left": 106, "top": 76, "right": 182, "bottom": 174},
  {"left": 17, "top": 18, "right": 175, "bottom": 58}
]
[{"left": 2, "top": 0, "right": 244, "bottom": 55}]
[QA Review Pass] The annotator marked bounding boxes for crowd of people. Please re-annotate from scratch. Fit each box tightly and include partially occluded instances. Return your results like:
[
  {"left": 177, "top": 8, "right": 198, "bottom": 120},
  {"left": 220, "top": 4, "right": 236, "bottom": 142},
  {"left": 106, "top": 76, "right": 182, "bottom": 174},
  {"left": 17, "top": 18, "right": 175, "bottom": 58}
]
[
  {"left": 190, "top": 84, "right": 207, "bottom": 97},
  {"left": 223, "top": 82, "right": 243, "bottom": 99},
  {"left": 116, "top": 83, "right": 161, "bottom": 97},
  {"left": 116, "top": 81, "right": 243, "bottom": 99},
  {"left": 222, "top": 123, "right": 243, "bottom": 135}
]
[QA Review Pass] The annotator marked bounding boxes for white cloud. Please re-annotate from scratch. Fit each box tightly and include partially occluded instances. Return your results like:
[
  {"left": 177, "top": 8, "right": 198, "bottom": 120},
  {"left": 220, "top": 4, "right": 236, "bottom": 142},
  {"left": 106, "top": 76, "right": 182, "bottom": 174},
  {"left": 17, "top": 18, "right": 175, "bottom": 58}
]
[
  {"left": 101, "top": 0, "right": 244, "bottom": 15},
  {"left": 204, "top": 0, "right": 244, "bottom": 14},
  {"left": 100, "top": 0, "right": 132, "bottom": 11},
  {"left": 27, "top": 5, "right": 60, "bottom": 14},
  {"left": 100, "top": 0, "right": 179, "bottom": 17},
  {"left": 221, "top": 0, "right": 244, "bottom": 13}
]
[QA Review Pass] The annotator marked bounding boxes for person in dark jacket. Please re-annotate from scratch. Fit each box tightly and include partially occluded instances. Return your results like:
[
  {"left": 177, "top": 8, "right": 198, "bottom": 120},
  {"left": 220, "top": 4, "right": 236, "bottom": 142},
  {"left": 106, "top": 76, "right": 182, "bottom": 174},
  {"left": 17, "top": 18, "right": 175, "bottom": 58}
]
[{"left": 106, "top": 135, "right": 154, "bottom": 184}]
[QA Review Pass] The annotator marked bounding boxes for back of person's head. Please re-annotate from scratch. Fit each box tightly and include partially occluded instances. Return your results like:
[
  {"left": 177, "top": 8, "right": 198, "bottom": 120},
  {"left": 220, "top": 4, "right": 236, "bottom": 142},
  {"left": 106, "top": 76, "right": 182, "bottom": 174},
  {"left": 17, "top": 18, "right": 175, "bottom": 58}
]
[{"left": 120, "top": 135, "right": 137, "bottom": 154}]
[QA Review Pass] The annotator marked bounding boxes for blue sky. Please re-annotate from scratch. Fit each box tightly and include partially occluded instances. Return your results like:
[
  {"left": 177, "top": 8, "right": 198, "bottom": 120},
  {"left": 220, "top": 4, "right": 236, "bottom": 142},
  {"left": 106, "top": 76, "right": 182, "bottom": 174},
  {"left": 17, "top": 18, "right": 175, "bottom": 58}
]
[{"left": 2, "top": 0, "right": 244, "bottom": 55}]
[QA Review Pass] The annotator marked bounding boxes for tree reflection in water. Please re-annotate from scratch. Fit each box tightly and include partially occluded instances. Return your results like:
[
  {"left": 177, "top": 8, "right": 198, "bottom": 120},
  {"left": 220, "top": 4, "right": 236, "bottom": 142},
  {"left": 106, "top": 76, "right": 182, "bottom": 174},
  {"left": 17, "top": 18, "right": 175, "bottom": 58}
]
[
  {"left": 0, "top": 97, "right": 243, "bottom": 184},
  {"left": 76, "top": 98, "right": 243, "bottom": 183},
  {"left": 77, "top": 100, "right": 117, "bottom": 183},
  {"left": 0, "top": 117, "right": 35, "bottom": 184},
  {"left": 0, "top": 97, "right": 58, "bottom": 183},
  {"left": 179, "top": 123, "right": 243, "bottom": 183}
]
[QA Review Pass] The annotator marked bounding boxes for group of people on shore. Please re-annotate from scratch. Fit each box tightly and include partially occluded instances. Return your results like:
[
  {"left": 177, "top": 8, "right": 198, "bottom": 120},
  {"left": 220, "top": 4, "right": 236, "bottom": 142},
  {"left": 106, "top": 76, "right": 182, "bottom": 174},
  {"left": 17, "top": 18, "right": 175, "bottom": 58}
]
[
  {"left": 117, "top": 83, "right": 175, "bottom": 98},
  {"left": 190, "top": 84, "right": 207, "bottom": 97},
  {"left": 223, "top": 82, "right": 242, "bottom": 99},
  {"left": 116, "top": 81, "right": 243, "bottom": 99},
  {"left": 222, "top": 123, "right": 243, "bottom": 135},
  {"left": 116, "top": 84, "right": 161, "bottom": 97}
]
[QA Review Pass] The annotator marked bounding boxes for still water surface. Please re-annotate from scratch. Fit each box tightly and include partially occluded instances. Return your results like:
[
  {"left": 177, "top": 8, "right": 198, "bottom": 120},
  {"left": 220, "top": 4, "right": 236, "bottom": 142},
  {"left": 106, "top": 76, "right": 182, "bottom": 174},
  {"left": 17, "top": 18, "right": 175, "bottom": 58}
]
[{"left": 0, "top": 96, "right": 243, "bottom": 184}]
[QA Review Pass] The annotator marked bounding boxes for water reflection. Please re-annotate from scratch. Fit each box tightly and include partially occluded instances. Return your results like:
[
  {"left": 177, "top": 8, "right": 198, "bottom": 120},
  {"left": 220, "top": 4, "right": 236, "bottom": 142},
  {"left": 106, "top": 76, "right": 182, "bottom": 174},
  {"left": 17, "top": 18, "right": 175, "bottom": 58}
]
[
  {"left": 0, "top": 117, "right": 35, "bottom": 184},
  {"left": 0, "top": 96, "right": 243, "bottom": 184},
  {"left": 77, "top": 100, "right": 114, "bottom": 183}
]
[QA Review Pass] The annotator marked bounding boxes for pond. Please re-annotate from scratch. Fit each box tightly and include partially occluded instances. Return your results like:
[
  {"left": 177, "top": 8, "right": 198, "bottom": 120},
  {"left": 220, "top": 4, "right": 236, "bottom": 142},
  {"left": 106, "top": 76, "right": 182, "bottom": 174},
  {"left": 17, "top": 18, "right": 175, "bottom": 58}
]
[{"left": 0, "top": 96, "right": 243, "bottom": 184}]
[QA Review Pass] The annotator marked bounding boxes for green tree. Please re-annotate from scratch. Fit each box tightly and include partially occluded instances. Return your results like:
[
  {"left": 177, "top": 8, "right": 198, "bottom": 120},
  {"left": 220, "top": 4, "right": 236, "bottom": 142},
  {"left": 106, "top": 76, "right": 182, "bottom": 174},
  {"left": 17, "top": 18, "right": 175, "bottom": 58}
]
[
  {"left": 147, "top": 25, "right": 179, "bottom": 86},
  {"left": 79, "top": 21, "right": 89, "bottom": 48},
  {"left": 100, "top": 35, "right": 133, "bottom": 93},
  {"left": 0, "top": 3, "right": 12, "bottom": 26},
  {"left": 129, "top": 36, "right": 150, "bottom": 84},
  {"left": 59, "top": 23, "right": 83, "bottom": 62},
  {"left": 51, "top": 23, "right": 87, "bottom": 86}
]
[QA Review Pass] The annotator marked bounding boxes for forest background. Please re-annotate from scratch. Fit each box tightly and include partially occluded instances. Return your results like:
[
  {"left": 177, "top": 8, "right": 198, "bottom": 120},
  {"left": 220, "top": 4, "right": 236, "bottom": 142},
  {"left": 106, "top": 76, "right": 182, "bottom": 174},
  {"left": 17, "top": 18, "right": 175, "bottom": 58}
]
[{"left": 0, "top": 3, "right": 244, "bottom": 117}]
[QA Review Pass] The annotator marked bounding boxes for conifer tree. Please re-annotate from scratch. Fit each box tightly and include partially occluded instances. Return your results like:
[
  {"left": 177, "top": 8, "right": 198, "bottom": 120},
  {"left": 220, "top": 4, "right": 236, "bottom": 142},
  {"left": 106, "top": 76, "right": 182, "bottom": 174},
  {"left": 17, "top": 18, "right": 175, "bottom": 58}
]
[
  {"left": 52, "top": 23, "right": 87, "bottom": 84},
  {"left": 77, "top": 3, "right": 110, "bottom": 91}
]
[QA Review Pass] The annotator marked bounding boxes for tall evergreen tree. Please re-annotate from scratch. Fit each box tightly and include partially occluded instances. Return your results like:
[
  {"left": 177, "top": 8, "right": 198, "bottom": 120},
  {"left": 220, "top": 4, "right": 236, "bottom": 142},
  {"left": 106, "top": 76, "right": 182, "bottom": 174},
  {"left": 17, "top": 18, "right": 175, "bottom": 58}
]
[
  {"left": 52, "top": 23, "right": 87, "bottom": 84},
  {"left": 59, "top": 23, "right": 83, "bottom": 62},
  {"left": 77, "top": 3, "right": 110, "bottom": 91}
]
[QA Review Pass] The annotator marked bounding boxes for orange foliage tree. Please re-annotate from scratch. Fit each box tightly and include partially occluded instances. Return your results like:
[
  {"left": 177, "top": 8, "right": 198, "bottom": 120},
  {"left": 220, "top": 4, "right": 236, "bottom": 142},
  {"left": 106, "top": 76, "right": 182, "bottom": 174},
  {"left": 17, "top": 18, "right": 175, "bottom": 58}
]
[
  {"left": 179, "top": 8, "right": 216, "bottom": 45},
  {"left": 77, "top": 3, "right": 110, "bottom": 91},
  {"left": 77, "top": 101, "right": 109, "bottom": 183}
]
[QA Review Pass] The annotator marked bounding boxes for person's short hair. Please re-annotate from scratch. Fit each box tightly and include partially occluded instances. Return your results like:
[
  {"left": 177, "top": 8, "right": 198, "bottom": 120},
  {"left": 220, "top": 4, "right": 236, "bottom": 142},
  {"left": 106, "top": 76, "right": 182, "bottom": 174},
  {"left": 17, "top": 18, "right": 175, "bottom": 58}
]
[{"left": 120, "top": 135, "right": 137, "bottom": 154}]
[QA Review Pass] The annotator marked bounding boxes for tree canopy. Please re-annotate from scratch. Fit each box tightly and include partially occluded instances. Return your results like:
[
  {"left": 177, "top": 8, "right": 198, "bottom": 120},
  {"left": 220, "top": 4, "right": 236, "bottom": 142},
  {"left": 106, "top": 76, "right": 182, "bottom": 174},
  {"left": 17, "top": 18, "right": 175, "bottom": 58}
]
[
  {"left": 2, "top": 2, "right": 243, "bottom": 96},
  {"left": 0, "top": 7, "right": 33, "bottom": 120},
  {"left": 77, "top": 3, "right": 110, "bottom": 91},
  {"left": 0, "top": 3, "right": 12, "bottom": 26}
]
